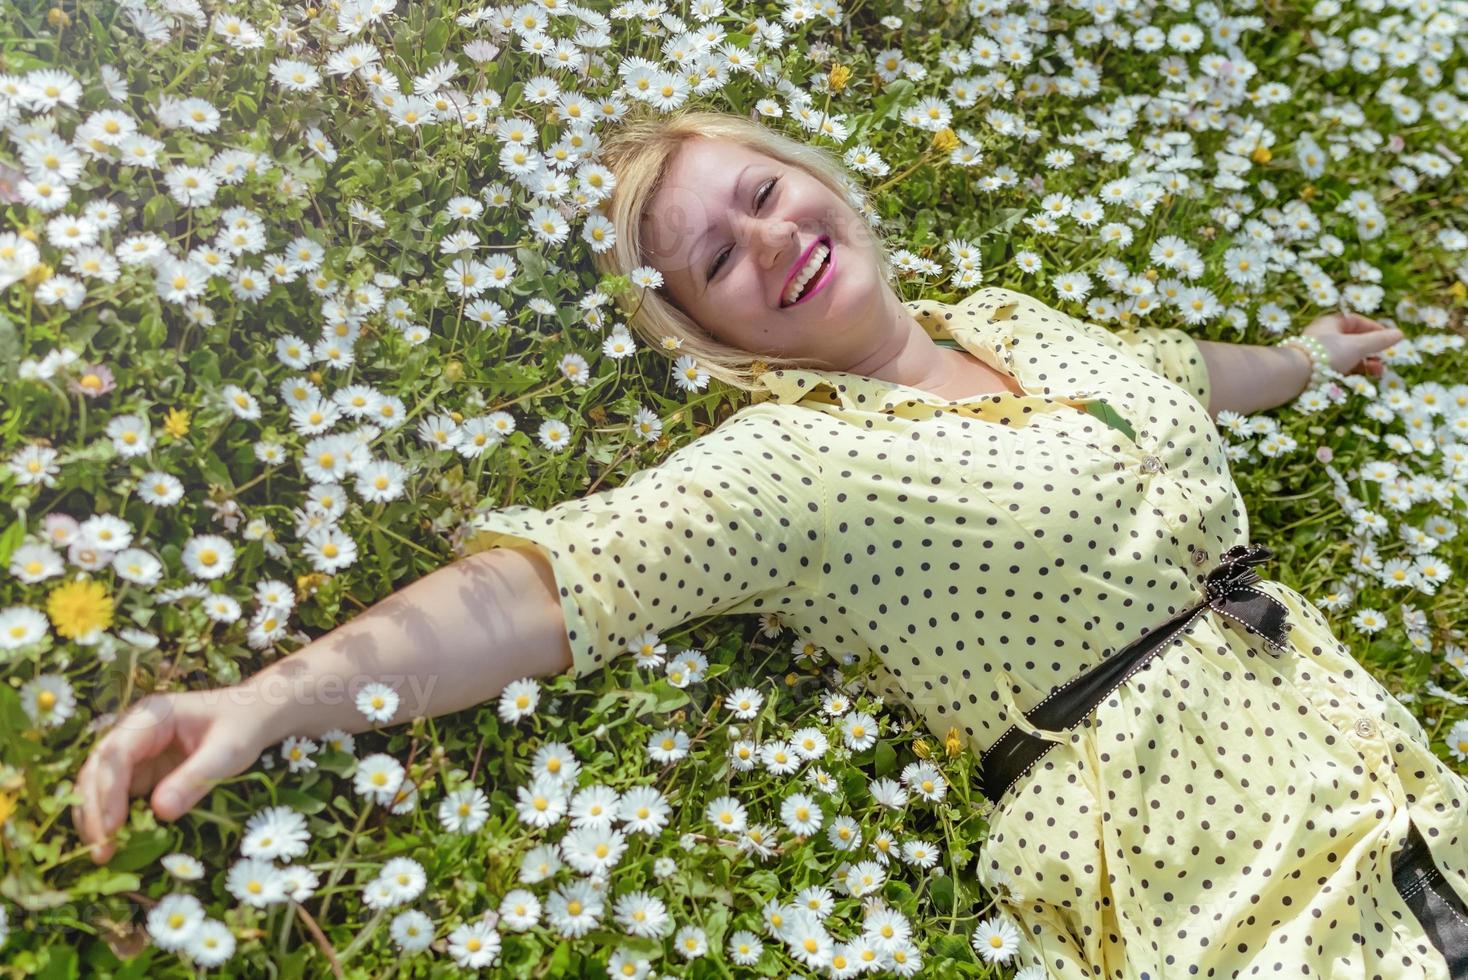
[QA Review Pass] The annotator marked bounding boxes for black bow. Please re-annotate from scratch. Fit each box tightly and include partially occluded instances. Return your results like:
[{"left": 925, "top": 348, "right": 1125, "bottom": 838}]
[{"left": 1203, "top": 543, "right": 1292, "bottom": 653}]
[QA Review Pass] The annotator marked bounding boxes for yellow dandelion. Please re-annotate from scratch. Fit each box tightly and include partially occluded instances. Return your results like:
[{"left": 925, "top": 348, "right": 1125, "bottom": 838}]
[{"left": 46, "top": 577, "right": 114, "bottom": 639}]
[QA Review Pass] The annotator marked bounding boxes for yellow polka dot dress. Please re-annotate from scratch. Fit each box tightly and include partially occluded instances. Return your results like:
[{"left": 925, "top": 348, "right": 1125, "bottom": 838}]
[{"left": 467, "top": 286, "right": 1468, "bottom": 977}]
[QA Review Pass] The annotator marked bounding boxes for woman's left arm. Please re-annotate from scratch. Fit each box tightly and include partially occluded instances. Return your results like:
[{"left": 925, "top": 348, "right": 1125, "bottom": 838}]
[{"left": 1195, "top": 311, "right": 1404, "bottom": 418}]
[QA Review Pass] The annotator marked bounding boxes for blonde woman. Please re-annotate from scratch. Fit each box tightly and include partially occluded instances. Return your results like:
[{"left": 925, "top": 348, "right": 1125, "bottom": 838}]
[{"left": 74, "top": 109, "right": 1465, "bottom": 977}]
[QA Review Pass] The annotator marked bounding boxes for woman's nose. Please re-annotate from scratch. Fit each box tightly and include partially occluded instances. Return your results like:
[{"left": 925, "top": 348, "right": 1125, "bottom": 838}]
[{"left": 733, "top": 213, "right": 797, "bottom": 270}]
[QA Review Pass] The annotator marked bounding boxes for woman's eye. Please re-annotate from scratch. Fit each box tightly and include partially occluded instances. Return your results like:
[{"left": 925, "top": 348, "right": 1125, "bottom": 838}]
[
  {"left": 709, "top": 178, "right": 779, "bottom": 281},
  {"left": 756, "top": 177, "right": 777, "bottom": 211}
]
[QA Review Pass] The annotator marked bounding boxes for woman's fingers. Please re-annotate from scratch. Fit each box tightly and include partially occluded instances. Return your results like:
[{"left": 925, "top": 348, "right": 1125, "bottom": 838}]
[
  {"left": 1341, "top": 312, "right": 1383, "bottom": 333},
  {"left": 151, "top": 737, "right": 242, "bottom": 821},
  {"left": 73, "top": 695, "right": 181, "bottom": 863},
  {"left": 75, "top": 745, "right": 118, "bottom": 862}
]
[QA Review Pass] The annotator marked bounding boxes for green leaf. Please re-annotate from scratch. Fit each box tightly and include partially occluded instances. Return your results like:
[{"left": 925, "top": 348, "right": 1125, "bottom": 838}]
[
  {"left": 104, "top": 826, "right": 171, "bottom": 873},
  {"left": 0, "top": 518, "right": 24, "bottom": 567},
  {"left": 198, "top": 447, "right": 233, "bottom": 489},
  {"left": 928, "top": 874, "right": 957, "bottom": 915},
  {"left": 874, "top": 740, "right": 897, "bottom": 777},
  {"left": 930, "top": 933, "right": 972, "bottom": 961},
  {"left": 136, "top": 312, "right": 167, "bottom": 348},
  {"left": 517, "top": 246, "right": 548, "bottom": 281},
  {"left": 911, "top": 208, "right": 938, "bottom": 246},
  {"left": 653, "top": 681, "right": 689, "bottom": 713},
  {"left": 35, "top": 944, "right": 79, "bottom": 980},
  {"left": 546, "top": 940, "right": 572, "bottom": 977},
  {"left": 277, "top": 786, "right": 328, "bottom": 815},
  {"left": 0, "top": 685, "right": 41, "bottom": 765},
  {"left": 1082, "top": 399, "right": 1137, "bottom": 443},
  {"left": 69, "top": 867, "right": 142, "bottom": 899},
  {"left": 0, "top": 310, "right": 18, "bottom": 384},
  {"left": 142, "top": 193, "right": 174, "bottom": 228}
]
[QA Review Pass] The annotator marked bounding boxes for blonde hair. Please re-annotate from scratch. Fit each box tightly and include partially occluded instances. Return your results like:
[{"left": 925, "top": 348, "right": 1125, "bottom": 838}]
[{"left": 591, "top": 107, "right": 894, "bottom": 394}]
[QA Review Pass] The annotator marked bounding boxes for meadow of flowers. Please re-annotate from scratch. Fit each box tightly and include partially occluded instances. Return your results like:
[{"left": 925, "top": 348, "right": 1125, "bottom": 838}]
[{"left": 0, "top": 0, "right": 1465, "bottom": 975}]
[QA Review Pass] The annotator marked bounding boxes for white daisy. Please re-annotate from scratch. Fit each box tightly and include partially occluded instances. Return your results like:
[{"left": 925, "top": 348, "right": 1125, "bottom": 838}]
[
  {"left": 438, "top": 785, "right": 491, "bottom": 833},
  {"left": 901, "top": 838, "right": 940, "bottom": 868},
  {"left": 559, "top": 825, "right": 628, "bottom": 875},
  {"left": 226, "top": 857, "right": 289, "bottom": 908},
  {"left": 1445, "top": 719, "right": 1468, "bottom": 762},
  {"left": 146, "top": 893, "right": 205, "bottom": 951},
  {"left": 704, "top": 795, "right": 749, "bottom": 835},
  {"left": 498, "top": 888, "right": 541, "bottom": 932},
  {"left": 21, "top": 674, "right": 75, "bottom": 728},
  {"left": 674, "top": 924, "right": 709, "bottom": 959},
  {"left": 840, "top": 712, "right": 878, "bottom": 750},
  {"left": 161, "top": 853, "right": 205, "bottom": 881},
  {"left": 614, "top": 890, "right": 672, "bottom": 938},
  {"left": 569, "top": 784, "right": 621, "bottom": 831},
  {"left": 780, "top": 792, "right": 824, "bottom": 837},
  {"left": 900, "top": 761, "right": 948, "bottom": 802},
  {"left": 498, "top": 677, "right": 541, "bottom": 723},
  {"left": 728, "top": 929, "right": 765, "bottom": 965},
  {"left": 825, "top": 815, "right": 862, "bottom": 851},
  {"left": 790, "top": 727, "right": 829, "bottom": 760},
  {"left": 376, "top": 857, "right": 427, "bottom": 906},
  {"left": 971, "top": 914, "right": 1020, "bottom": 964},
  {"left": 629, "top": 630, "right": 667, "bottom": 668},
  {"left": 279, "top": 735, "right": 318, "bottom": 773},
  {"left": 353, "top": 752, "right": 406, "bottom": 804},
  {"left": 390, "top": 909, "right": 435, "bottom": 952},
  {"left": 531, "top": 741, "right": 581, "bottom": 786},
  {"left": 646, "top": 728, "right": 690, "bottom": 763},
  {"left": 240, "top": 805, "right": 311, "bottom": 863},
  {"left": 546, "top": 878, "right": 604, "bottom": 938},
  {"left": 355, "top": 682, "right": 399, "bottom": 723},
  {"left": 726, "top": 687, "right": 765, "bottom": 719},
  {"left": 616, "top": 785, "right": 672, "bottom": 835},
  {"left": 515, "top": 773, "right": 569, "bottom": 829},
  {"left": 185, "top": 919, "right": 236, "bottom": 967},
  {"left": 446, "top": 919, "right": 501, "bottom": 968},
  {"left": 518, "top": 843, "right": 563, "bottom": 884}
]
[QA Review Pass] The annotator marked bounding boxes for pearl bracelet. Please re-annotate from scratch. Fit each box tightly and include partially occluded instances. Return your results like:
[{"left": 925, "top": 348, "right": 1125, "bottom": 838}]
[{"left": 1278, "top": 335, "right": 1331, "bottom": 391}]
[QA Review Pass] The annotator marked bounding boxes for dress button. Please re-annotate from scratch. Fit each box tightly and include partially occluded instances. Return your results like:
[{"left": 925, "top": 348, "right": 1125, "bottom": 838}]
[
  {"left": 1141, "top": 455, "right": 1162, "bottom": 473},
  {"left": 1354, "top": 718, "right": 1376, "bottom": 738},
  {"left": 1191, "top": 548, "right": 1211, "bottom": 567}
]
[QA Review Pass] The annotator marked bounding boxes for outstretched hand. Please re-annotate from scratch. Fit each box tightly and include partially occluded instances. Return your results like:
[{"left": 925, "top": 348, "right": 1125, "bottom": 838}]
[
  {"left": 70, "top": 690, "right": 268, "bottom": 864},
  {"left": 1302, "top": 311, "right": 1404, "bottom": 380}
]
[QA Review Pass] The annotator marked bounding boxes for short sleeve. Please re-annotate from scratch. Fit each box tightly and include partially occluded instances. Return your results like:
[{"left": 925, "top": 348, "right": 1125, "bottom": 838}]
[
  {"left": 1065, "top": 316, "right": 1212, "bottom": 409},
  {"left": 461, "top": 406, "right": 827, "bottom": 679}
]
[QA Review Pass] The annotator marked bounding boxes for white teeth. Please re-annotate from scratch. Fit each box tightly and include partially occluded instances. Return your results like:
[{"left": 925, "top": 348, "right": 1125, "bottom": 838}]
[{"left": 783, "top": 243, "right": 830, "bottom": 306}]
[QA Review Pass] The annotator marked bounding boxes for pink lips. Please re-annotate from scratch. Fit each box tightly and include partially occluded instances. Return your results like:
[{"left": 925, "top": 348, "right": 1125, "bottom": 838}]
[{"left": 783, "top": 237, "right": 834, "bottom": 309}]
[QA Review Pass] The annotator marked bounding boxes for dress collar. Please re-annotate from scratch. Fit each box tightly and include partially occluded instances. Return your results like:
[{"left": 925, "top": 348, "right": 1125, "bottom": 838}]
[{"left": 752, "top": 292, "right": 1031, "bottom": 413}]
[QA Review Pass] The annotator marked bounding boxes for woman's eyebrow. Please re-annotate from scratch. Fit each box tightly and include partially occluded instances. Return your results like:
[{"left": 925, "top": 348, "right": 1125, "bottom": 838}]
[{"left": 697, "top": 163, "right": 753, "bottom": 287}]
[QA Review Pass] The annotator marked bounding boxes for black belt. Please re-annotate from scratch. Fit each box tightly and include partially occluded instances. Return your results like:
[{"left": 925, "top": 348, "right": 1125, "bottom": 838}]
[
  {"left": 978, "top": 543, "right": 1293, "bottom": 804},
  {"left": 1392, "top": 819, "right": 1468, "bottom": 975}
]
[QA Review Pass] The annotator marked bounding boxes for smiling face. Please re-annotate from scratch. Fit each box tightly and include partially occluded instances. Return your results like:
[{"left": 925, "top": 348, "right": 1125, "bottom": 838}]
[{"left": 640, "top": 136, "right": 901, "bottom": 371}]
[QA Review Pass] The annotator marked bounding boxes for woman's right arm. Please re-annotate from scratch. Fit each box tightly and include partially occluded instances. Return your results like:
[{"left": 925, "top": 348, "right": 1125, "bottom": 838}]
[{"left": 72, "top": 544, "right": 571, "bottom": 864}]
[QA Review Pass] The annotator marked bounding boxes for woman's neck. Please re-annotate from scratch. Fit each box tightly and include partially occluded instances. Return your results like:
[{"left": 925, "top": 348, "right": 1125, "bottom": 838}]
[
  {"left": 836, "top": 296, "right": 1017, "bottom": 398},
  {"left": 836, "top": 294, "right": 954, "bottom": 390}
]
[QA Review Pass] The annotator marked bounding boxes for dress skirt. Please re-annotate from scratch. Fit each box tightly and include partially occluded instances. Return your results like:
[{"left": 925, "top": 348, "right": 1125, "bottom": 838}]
[{"left": 979, "top": 577, "right": 1468, "bottom": 979}]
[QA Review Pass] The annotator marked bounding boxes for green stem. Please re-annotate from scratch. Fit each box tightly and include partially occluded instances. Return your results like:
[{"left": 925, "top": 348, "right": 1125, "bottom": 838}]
[
  {"left": 161, "top": 31, "right": 215, "bottom": 94},
  {"left": 361, "top": 514, "right": 441, "bottom": 561},
  {"left": 337, "top": 907, "right": 387, "bottom": 964},
  {"left": 316, "top": 801, "right": 373, "bottom": 922},
  {"left": 870, "top": 149, "right": 938, "bottom": 198}
]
